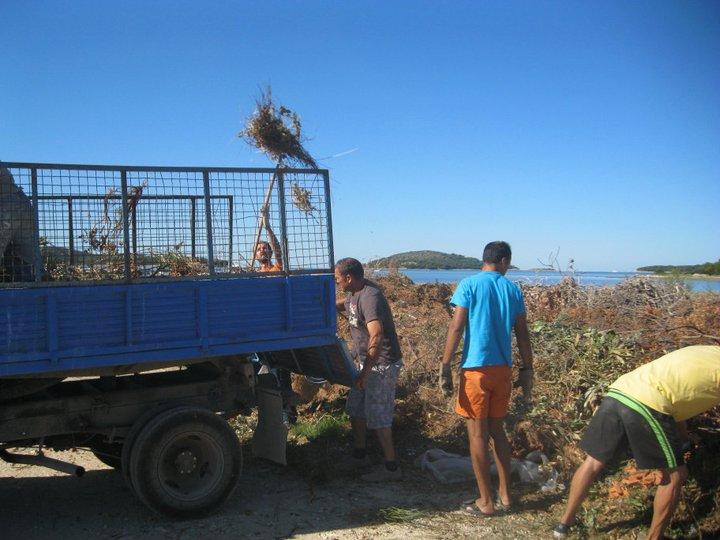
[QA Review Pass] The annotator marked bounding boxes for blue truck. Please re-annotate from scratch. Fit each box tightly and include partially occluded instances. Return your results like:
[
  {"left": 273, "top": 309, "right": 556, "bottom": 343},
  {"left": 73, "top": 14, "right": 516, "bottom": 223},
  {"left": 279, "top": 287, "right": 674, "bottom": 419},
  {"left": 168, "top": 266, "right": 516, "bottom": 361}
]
[{"left": 0, "top": 162, "right": 354, "bottom": 517}]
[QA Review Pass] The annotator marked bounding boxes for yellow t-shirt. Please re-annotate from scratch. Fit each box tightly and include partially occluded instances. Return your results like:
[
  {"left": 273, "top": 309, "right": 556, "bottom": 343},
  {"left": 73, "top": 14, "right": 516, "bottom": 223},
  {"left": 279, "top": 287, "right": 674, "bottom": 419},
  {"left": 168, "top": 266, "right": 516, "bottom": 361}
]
[{"left": 609, "top": 345, "right": 720, "bottom": 421}]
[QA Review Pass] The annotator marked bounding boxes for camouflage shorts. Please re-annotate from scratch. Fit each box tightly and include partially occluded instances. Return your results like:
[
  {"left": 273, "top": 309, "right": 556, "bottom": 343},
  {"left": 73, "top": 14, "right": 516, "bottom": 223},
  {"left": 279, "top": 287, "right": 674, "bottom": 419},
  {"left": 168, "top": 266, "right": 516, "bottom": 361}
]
[{"left": 346, "top": 359, "right": 402, "bottom": 429}]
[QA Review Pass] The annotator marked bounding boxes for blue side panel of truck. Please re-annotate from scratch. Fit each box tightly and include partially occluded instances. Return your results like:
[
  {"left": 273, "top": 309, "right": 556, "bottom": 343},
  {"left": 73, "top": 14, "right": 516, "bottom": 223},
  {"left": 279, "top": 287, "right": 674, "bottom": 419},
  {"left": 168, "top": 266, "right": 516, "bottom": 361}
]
[{"left": 0, "top": 274, "right": 336, "bottom": 377}]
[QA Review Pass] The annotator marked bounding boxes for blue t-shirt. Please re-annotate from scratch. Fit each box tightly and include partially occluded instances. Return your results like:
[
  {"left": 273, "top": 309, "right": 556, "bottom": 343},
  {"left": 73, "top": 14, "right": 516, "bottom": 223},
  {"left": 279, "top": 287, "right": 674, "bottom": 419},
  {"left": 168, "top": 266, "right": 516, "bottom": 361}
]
[{"left": 450, "top": 271, "right": 526, "bottom": 368}]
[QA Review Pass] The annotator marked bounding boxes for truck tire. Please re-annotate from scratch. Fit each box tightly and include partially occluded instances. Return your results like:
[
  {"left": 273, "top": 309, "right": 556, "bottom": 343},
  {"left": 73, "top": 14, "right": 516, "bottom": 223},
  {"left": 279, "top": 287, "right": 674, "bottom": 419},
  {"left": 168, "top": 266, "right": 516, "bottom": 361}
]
[
  {"left": 121, "top": 404, "right": 183, "bottom": 491},
  {"left": 128, "top": 406, "right": 242, "bottom": 517}
]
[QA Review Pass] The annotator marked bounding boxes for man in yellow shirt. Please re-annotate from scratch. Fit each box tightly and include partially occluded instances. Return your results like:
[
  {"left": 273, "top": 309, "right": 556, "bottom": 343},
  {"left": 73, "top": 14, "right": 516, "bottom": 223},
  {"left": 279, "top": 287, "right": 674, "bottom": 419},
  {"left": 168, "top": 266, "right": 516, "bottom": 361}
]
[{"left": 553, "top": 345, "right": 720, "bottom": 540}]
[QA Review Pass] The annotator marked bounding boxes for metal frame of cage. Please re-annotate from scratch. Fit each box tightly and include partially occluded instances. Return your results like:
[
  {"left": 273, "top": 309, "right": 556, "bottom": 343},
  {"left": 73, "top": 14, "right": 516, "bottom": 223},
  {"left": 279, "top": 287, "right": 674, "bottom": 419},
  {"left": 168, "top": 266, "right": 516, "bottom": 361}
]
[{"left": 1, "top": 162, "right": 335, "bottom": 286}]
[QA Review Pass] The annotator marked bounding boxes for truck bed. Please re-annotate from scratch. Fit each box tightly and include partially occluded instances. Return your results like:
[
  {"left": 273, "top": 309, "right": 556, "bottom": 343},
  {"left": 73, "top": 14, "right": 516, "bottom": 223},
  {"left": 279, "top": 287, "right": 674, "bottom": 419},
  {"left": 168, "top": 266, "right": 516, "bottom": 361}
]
[
  {"left": 0, "top": 273, "right": 355, "bottom": 383},
  {"left": 1, "top": 162, "right": 353, "bottom": 387}
]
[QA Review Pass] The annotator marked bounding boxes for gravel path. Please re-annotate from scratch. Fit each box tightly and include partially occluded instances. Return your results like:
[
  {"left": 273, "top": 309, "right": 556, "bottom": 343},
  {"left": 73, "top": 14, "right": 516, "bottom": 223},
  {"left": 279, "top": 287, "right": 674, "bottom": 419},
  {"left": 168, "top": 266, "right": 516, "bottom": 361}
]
[{"left": 0, "top": 449, "right": 562, "bottom": 539}]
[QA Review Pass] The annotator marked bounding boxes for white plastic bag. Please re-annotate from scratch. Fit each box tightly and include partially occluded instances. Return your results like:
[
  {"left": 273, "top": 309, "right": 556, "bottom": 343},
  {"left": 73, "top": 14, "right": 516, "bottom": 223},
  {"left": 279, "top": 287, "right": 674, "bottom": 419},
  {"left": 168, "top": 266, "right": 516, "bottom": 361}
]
[
  {"left": 416, "top": 448, "right": 565, "bottom": 492},
  {"left": 417, "top": 448, "right": 475, "bottom": 484}
]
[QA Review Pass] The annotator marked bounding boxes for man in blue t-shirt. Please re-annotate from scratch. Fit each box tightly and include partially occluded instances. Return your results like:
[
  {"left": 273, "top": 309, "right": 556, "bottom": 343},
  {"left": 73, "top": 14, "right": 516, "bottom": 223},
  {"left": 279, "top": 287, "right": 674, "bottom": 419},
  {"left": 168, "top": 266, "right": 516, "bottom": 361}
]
[{"left": 439, "top": 241, "right": 534, "bottom": 516}]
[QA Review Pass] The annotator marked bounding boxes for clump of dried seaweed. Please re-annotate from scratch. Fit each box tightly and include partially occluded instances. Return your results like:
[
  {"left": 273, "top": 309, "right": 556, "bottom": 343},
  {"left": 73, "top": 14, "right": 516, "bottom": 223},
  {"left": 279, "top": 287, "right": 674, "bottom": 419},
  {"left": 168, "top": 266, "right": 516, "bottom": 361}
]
[
  {"left": 154, "top": 245, "right": 207, "bottom": 277},
  {"left": 239, "top": 87, "right": 317, "bottom": 168},
  {"left": 45, "top": 181, "right": 148, "bottom": 281},
  {"left": 291, "top": 182, "right": 317, "bottom": 214},
  {"left": 82, "top": 181, "right": 148, "bottom": 255}
]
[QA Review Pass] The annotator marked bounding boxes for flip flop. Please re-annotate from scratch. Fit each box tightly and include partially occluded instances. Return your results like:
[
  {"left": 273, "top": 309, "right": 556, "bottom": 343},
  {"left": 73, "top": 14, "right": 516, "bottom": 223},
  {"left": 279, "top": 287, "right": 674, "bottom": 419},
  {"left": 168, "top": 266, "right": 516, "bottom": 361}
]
[
  {"left": 464, "top": 503, "right": 495, "bottom": 517},
  {"left": 461, "top": 497, "right": 514, "bottom": 513}
]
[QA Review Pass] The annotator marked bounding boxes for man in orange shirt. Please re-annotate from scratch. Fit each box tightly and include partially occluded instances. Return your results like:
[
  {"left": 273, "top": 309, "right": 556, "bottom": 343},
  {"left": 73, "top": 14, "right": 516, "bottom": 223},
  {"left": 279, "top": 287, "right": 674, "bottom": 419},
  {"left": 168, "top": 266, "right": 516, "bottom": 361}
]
[
  {"left": 255, "top": 207, "right": 283, "bottom": 273},
  {"left": 253, "top": 206, "right": 294, "bottom": 423}
]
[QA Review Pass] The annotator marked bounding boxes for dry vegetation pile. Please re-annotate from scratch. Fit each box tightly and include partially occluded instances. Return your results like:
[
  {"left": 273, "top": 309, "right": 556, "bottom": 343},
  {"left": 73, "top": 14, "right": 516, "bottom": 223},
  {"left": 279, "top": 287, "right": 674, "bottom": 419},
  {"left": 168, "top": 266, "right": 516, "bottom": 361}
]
[
  {"left": 238, "top": 87, "right": 317, "bottom": 169},
  {"left": 312, "top": 272, "right": 720, "bottom": 537},
  {"left": 41, "top": 178, "right": 214, "bottom": 282}
]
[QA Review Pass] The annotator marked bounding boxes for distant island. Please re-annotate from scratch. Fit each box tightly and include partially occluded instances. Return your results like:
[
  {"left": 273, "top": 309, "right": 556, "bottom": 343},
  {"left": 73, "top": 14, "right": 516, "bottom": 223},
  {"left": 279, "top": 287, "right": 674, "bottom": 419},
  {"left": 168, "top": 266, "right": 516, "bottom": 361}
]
[
  {"left": 367, "top": 250, "right": 517, "bottom": 270},
  {"left": 637, "top": 259, "right": 720, "bottom": 276},
  {"left": 368, "top": 250, "right": 481, "bottom": 269}
]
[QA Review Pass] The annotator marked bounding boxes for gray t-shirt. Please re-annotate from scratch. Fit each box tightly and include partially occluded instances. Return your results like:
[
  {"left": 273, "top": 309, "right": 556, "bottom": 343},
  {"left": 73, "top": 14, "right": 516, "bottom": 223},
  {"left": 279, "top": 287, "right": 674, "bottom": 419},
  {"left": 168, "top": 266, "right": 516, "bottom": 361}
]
[{"left": 344, "top": 280, "right": 402, "bottom": 366}]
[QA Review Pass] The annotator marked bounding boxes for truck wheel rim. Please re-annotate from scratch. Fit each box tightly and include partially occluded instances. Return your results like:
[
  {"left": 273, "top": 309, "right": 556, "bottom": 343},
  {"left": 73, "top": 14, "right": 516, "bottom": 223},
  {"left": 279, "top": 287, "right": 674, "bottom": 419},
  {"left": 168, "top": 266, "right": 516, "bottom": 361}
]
[{"left": 156, "top": 430, "right": 224, "bottom": 502}]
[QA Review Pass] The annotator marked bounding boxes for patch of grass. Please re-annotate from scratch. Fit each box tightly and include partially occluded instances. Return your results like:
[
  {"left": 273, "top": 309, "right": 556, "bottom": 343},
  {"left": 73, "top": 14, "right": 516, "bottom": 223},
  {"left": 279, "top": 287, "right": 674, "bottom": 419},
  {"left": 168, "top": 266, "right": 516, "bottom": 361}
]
[
  {"left": 378, "top": 506, "right": 427, "bottom": 523},
  {"left": 228, "top": 413, "right": 257, "bottom": 443},
  {"left": 290, "top": 412, "right": 349, "bottom": 441}
]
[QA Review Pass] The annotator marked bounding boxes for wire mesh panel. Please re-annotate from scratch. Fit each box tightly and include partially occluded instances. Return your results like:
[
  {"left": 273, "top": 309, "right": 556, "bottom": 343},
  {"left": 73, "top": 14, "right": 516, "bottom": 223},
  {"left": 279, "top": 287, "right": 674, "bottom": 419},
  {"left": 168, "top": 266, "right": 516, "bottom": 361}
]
[
  {"left": 4, "top": 166, "right": 127, "bottom": 282},
  {"left": 1, "top": 167, "right": 37, "bottom": 282},
  {"left": 281, "top": 170, "right": 332, "bottom": 272},
  {"left": 209, "top": 169, "right": 260, "bottom": 273},
  {"left": 0, "top": 163, "right": 333, "bottom": 286},
  {"left": 209, "top": 168, "right": 332, "bottom": 274},
  {"left": 126, "top": 170, "right": 209, "bottom": 277}
]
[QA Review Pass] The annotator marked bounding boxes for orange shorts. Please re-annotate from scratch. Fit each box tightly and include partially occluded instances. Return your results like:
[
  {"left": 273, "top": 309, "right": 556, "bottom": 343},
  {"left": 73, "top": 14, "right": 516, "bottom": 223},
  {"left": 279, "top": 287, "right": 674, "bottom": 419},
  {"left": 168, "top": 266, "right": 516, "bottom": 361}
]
[{"left": 455, "top": 366, "right": 512, "bottom": 419}]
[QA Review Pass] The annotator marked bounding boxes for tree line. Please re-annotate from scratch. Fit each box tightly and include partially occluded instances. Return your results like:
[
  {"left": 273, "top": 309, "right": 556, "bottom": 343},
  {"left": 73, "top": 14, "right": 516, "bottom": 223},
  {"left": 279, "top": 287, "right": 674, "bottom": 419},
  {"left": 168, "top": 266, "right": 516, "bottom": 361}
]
[{"left": 637, "top": 259, "right": 720, "bottom": 276}]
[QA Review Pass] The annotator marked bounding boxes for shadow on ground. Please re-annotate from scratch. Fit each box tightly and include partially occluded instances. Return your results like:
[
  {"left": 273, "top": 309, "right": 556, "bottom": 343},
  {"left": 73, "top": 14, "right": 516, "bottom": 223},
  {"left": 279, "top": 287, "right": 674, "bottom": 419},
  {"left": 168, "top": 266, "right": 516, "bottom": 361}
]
[{"left": 0, "top": 424, "right": 565, "bottom": 540}]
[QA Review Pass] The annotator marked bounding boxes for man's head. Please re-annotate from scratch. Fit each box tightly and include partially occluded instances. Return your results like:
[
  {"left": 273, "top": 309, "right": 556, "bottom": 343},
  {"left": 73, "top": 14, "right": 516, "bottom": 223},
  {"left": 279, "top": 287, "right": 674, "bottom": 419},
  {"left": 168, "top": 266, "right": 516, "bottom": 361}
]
[
  {"left": 334, "top": 257, "right": 364, "bottom": 293},
  {"left": 482, "top": 241, "right": 512, "bottom": 274},
  {"left": 255, "top": 241, "right": 273, "bottom": 264}
]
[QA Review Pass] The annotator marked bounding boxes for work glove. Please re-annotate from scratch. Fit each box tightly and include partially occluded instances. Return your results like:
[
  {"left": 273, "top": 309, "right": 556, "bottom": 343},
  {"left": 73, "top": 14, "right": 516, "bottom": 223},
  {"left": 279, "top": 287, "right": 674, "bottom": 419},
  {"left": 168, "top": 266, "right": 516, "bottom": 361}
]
[
  {"left": 518, "top": 368, "right": 534, "bottom": 402},
  {"left": 439, "top": 363, "right": 453, "bottom": 397}
]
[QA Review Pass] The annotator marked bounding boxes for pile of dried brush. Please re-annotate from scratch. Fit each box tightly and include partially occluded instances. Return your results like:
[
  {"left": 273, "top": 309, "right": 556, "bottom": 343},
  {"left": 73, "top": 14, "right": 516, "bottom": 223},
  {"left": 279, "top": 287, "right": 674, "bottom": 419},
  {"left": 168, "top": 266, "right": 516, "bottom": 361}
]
[
  {"left": 239, "top": 87, "right": 317, "bottom": 169},
  {"left": 153, "top": 247, "right": 207, "bottom": 277},
  {"left": 40, "top": 181, "right": 221, "bottom": 282},
  {"left": 303, "top": 271, "right": 720, "bottom": 535}
]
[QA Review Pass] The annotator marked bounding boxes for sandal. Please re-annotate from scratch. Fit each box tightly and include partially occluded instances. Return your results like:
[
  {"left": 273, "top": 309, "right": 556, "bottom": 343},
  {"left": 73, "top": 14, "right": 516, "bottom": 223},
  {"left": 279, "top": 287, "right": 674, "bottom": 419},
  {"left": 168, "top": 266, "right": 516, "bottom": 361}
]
[
  {"left": 495, "top": 500, "right": 514, "bottom": 513},
  {"left": 464, "top": 503, "right": 495, "bottom": 517},
  {"left": 461, "top": 496, "right": 514, "bottom": 513}
]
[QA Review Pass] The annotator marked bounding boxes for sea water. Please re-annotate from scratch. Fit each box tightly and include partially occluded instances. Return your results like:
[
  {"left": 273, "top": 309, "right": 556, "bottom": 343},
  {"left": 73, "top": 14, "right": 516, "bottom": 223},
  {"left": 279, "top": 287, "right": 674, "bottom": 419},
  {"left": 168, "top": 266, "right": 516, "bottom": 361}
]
[{"left": 370, "top": 269, "right": 720, "bottom": 293}]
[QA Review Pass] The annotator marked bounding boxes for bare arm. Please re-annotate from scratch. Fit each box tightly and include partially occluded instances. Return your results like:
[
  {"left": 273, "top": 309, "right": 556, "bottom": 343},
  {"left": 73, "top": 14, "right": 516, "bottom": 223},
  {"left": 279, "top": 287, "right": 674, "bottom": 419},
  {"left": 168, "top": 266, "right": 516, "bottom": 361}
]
[
  {"left": 336, "top": 297, "right": 346, "bottom": 312},
  {"left": 441, "top": 306, "right": 467, "bottom": 366},
  {"left": 262, "top": 208, "right": 283, "bottom": 269},
  {"left": 513, "top": 313, "right": 533, "bottom": 369},
  {"left": 365, "top": 319, "right": 384, "bottom": 369},
  {"left": 514, "top": 313, "right": 534, "bottom": 401},
  {"left": 357, "top": 319, "right": 384, "bottom": 389},
  {"left": 438, "top": 306, "right": 466, "bottom": 396}
]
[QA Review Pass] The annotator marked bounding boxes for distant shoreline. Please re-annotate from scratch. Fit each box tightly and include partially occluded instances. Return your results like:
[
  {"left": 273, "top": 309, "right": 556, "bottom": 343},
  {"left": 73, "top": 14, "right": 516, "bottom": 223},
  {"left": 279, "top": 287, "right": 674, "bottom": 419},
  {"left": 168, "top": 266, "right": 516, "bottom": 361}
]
[
  {"left": 653, "top": 273, "right": 720, "bottom": 282},
  {"left": 370, "top": 266, "right": 720, "bottom": 281}
]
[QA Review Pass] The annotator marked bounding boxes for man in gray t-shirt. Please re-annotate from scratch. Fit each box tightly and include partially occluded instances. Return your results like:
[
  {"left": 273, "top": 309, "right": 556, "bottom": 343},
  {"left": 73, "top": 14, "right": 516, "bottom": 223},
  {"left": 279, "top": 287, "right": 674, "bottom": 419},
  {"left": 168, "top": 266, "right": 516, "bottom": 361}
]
[
  {"left": 345, "top": 281, "right": 402, "bottom": 367},
  {"left": 335, "top": 257, "right": 403, "bottom": 482}
]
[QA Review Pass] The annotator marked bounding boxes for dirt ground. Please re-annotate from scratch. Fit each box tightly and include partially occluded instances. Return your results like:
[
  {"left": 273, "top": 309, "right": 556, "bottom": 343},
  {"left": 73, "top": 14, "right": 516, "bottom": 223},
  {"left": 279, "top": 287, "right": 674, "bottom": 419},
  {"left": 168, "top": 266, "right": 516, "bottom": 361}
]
[{"left": 0, "top": 447, "right": 572, "bottom": 540}]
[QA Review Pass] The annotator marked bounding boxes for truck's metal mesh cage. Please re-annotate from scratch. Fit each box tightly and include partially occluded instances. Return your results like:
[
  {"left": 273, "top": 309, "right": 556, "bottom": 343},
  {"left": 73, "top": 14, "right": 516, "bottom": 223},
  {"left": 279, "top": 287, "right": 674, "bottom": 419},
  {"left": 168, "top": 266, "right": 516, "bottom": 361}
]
[{"left": 0, "top": 163, "right": 334, "bottom": 285}]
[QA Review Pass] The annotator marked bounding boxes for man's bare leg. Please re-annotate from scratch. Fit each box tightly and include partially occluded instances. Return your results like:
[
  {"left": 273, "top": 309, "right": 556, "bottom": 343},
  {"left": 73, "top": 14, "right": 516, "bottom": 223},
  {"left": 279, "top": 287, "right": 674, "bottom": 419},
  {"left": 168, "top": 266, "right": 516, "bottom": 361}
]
[
  {"left": 467, "top": 418, "right": 495, "bottom": 514},
  {"left": 351, "top": 417, "right": 367, "bottom": 450},
  {"left": 489, "top": 417, "right": 513, "bottom": 506},
  {"left": 374, "top": 426, "right": 396, "bottom": 462},
  {"left": 559, "top": 455, "right": 605, "bottom": 525},
  {"left": 646, "top": 466, "right": 687, "bottom": 540}
]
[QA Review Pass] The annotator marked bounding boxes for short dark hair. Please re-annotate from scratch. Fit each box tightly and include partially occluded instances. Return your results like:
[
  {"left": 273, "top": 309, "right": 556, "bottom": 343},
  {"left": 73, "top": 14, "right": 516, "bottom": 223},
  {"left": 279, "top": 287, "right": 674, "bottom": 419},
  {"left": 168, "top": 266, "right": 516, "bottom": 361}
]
[
  {"left": 256, "top": 241, "right": 272, "bottom": 255},
  {"left": 335, "top": 257, "right": 364, "bottom": 279},
  {"left": 483, "top": 241, "right": 512, "bottom": 264}
]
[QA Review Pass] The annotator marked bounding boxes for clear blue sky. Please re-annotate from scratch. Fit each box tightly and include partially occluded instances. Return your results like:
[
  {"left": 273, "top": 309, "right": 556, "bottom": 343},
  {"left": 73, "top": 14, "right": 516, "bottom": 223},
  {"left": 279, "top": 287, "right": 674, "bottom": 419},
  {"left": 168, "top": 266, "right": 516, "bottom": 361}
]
[{"left": 2, "top": 1, "right": 719, "bottom": 271}]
